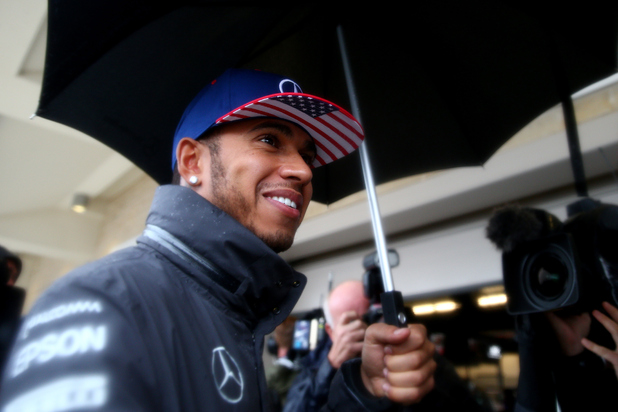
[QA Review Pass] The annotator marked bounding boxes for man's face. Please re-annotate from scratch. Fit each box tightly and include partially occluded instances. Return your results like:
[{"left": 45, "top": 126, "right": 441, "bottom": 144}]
[
  {"left": 195, "top": 118, "right": 315, "bottom": 253},
  {"left": 329, "top": 294, "right": 370, "bottom": 331},
  {"left": 5, "top": 260, "right": 19, "bottom": 286}
]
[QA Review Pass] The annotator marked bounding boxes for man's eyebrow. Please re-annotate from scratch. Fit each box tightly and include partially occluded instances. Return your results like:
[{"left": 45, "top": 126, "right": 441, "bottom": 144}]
[
  {"left": 248, "top": 120, "right": 294, "bottom": 136},
  {"left": 250, "top": 121, "right": 317, "bottom": 155}
]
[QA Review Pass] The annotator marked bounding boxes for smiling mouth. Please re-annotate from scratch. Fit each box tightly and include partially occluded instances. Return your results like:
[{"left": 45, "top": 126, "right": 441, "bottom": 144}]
[{"left": 267, "top": 196, "right": 298, "bottom": 210}]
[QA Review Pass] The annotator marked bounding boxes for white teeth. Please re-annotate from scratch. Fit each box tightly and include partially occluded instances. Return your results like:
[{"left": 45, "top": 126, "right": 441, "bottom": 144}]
[{"left": 269, "top": 196, "right": 297, "bottom": 209}]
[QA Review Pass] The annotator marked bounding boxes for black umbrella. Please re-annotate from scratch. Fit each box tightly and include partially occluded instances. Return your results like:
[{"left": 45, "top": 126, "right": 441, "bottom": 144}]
[
  {"left": 36, "top": 1, "right": 618, "bottom": 324},
  {"left": 38, "top": 1, "right": 618, "bottom": 202}
]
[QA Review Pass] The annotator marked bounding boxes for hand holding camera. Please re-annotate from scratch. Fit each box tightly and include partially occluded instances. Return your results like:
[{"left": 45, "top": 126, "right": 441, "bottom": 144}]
[
  {"left": 327, "top": 311, "right": 366, "bottom": 369},
  {"left": 545, "top": 310, "right": 591, "bottom": 356},
  {"left": 582, "top": 301, "right": 618, "bottom": 379}
]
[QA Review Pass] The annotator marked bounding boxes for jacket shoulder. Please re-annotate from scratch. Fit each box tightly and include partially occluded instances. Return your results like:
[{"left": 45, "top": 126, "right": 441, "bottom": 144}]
[{"left": 42, "top": 244, "right": 162, "bottom": 299}]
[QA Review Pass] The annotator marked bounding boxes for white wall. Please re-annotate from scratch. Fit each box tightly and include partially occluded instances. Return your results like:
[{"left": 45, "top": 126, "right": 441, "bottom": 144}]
[{"left": 292, "top": 182, "right": 618, "bottom": 313}]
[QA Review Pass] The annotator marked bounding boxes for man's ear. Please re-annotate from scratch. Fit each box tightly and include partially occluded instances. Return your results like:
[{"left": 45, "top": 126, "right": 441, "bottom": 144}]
[{"left": 176, "top": 137, "right": 207, "bottom": 186}]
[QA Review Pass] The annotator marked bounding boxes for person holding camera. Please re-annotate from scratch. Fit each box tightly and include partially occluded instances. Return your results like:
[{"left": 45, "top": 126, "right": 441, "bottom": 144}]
[
  {"left": 512, "top": 305, "right": 618, "bottom": 412},
  {"left": 283, "top": 281, "right": 371, "bottom": 412},
  {"left": 487, "top": 202, "right": 618, "bottom": 412},
  {"left": 325, "top": 281, "right": 371, "bottom": 370},
  {"left": 285, "top": 280, "right": 490, "bottom": 412},
  {"left": 581, "top": 301, "right": 618, "bottom": 378}
]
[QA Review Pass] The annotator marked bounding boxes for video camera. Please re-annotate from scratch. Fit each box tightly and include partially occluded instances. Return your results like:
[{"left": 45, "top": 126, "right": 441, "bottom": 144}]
[{"left": 486, "top": 198, "right": 618, "bottom": 315}]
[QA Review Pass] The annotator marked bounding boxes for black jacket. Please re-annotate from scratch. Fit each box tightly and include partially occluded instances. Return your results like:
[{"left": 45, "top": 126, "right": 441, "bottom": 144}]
[
  {"left": 0, "top": 186, "right": 389, "bottom": 411},
  {"left": 285, "top": 337, "right": 492, "bottom": 412}
]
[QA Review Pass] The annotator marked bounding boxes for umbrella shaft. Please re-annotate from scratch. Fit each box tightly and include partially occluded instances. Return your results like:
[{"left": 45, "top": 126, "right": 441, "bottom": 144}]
[
  {"left": 358, "top": 144, "right": 395, "bottom": 292},
  {"left": 336, "top": 25, "right": 394, "bottom": 293}
]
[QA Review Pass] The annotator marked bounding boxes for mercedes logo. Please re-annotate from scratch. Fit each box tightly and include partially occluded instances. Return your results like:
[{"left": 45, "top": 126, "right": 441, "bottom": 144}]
[
  {"left": 279, "top": 79, "right": 303, "bottom": 94},
  {"left": 211, "top": 347, "right": 244, "bottom": 403}
]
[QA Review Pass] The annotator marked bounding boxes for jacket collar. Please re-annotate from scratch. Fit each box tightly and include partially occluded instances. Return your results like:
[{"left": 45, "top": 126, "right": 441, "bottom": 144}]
[{"left": 141, "top": 185, "right": 306, "bottom": 331}]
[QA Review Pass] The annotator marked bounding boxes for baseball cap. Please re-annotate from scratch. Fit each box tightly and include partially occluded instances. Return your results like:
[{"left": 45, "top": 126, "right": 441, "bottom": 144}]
[{"left": 172, "top": 68, "right": 364, "bottom": 169}]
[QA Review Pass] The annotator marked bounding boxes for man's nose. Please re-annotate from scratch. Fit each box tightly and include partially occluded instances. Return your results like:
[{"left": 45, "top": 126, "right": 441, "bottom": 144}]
[{"left": 280, "top": 154, "right": 313, "bottom": 185}]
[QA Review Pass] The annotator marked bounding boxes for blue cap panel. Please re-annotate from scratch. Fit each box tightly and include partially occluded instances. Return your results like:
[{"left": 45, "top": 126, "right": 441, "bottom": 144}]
[{"left": 172, "top": 69, "right": 303, "bottom": 168}]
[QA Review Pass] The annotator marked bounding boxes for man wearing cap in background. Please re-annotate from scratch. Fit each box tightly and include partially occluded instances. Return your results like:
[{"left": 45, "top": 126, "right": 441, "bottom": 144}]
[{"left": 0, "top": 69, "right": 435, "bottom": 411}]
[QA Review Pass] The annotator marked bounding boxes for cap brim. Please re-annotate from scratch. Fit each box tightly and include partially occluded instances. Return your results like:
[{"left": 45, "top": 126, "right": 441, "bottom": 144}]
[{"left": 216, "top": 93, "right": 364, "bottom": 168}]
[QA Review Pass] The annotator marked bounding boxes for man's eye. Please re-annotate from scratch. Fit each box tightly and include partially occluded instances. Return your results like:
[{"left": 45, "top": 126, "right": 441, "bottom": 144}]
[
  {"left": 302, "top": 154, "right": 315, "bottom": 166},
  {"left": 259, "top": 135, "right": 276, "bottom": 146}
]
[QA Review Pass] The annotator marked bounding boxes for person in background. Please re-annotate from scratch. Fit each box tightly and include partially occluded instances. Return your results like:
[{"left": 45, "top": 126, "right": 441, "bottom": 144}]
[
  {"left": 581, "top": 301, "right": 618, "bottom": 377},
  {"left": 0, "top": 246, "right": 22, "bottom": 287},
  {"left": 513, "top": 304, "right": 618, "bottom": 412},
  {"left": 0, "top": 245, "right": 25, "bottom": 388},
  {"left": 285, "top": 280, "right": 491, "bottom": 412},
  {"left": 267, "top": 316, "right": 301, "bottom": 411}
]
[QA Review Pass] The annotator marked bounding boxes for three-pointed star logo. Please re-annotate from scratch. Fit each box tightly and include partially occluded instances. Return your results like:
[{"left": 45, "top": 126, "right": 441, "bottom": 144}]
[{"left": 211, "top": 347, "right": 244, "bottom": 403}]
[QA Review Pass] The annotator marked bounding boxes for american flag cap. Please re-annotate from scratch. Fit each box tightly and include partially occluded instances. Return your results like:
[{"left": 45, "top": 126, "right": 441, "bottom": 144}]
[{"left": 172, "top": 68, "right": 364, "bottom": 169}]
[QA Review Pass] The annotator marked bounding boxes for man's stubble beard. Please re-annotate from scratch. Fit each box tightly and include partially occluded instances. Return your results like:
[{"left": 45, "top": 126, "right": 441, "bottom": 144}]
[{"left": 208, "top": 142, "right": 295, "bottom": 253}]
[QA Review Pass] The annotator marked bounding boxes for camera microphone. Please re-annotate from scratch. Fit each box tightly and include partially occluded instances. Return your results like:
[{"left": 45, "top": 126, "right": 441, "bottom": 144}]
[{"left": 486, "top": 205, "right": 563, "bottom": 253}]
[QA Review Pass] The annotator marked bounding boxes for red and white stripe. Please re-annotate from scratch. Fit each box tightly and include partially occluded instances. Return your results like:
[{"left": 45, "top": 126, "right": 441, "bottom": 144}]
[{"left": 217, "top": 93, "right": 364, "bottom": 167}]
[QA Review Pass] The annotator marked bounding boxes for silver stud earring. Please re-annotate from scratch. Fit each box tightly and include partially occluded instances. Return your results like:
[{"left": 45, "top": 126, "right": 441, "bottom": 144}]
[{"left": 189, "top": 176, "right": 198, "bottom": 185}]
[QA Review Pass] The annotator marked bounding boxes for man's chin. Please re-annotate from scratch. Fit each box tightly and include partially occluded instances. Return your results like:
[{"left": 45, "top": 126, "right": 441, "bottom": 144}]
[{"left": 259, "top": 231, "right": 295, "bottom": 254}]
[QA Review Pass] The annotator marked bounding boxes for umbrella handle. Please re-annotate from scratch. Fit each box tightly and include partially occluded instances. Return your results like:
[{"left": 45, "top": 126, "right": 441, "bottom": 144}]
[{"left": 380, "top": 291, "right": 409, "bottom": 327}]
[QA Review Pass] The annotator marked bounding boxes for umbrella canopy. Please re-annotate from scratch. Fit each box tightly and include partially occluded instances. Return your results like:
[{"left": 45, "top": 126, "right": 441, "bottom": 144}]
[{"left": 37, "top": 1, "right": 618, "bottom": 204}]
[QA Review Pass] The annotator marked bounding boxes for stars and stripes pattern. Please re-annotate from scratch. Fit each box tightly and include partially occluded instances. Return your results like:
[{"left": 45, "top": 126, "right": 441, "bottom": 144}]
[{"left": 216, "top": 94, "right": 364, "bottom": 167}]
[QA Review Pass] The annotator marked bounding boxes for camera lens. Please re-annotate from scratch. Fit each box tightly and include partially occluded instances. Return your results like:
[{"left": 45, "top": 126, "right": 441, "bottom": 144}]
[{"left": 528, "top": 253, "right": 568, "bottom": 300}]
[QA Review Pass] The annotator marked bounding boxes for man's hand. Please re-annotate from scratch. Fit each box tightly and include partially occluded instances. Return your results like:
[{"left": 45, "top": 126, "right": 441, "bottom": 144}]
[
  {"left": 545, "top": 310, "right": 591, "bottom": 356},
  {"left": 360, "top": 323, "right": 436, "bottom": 405},
  {"left": 582, "top": 301, "right": 618, "bottom": 379},
  {"left": 328, "top": 311, "right": 367, "bottom": 368}
]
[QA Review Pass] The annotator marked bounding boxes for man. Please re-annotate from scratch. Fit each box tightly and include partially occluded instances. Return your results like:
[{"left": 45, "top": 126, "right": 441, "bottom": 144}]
[
  {"left": 266, "top": 317, "right": 300, "bottom": 411},
  {"left": 283, "top": 281, "right": 370, "bottom": 412},
  {"left": 284, "top": 280, "right": 490, "bottom": 412},
  {"left": 513, "top": 306, "right": 618, "bottom": 412},
  {"left": 0, "top": 245, "right": 25, "bottom": 383},
  {"left": 0, "top": 69, "right": 435, "bottom": 411},
  {"left": 0, "top": 245, "right": 22, "bottom": 287}
]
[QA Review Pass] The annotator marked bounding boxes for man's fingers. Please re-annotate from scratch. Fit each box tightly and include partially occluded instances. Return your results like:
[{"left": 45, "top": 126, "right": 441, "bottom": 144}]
[
  {"left": 602, "top": 301, "right": 618, "bottom": 323},
  {"left": 384, "top": 356, "right": 436, "bottom": 387},
  {"left": 383, "top": 375, "right": 435, "bottom": 405},
  {"left": 336, "top": 318, "right": 366, "bottom": 346},
  {"left": 388, "top": 325, "right": 428, "bottom": 355},
  {"left": 340, "top": 318, "right": 366, "bottom": 333},
  {"left": 366, "top": 323, "right": 428, "bottom": 351},
  {"left": 341, "top": 327, "right": 366, "bottom": 343},
  {"left": 365, "top": 323, "right": 405, "bottom": 344},
  {"left": 338, "top": 311, "right": 362, "bottom": 326},
  {"left": 592, "top": 309, "right": 618, "bottom": 342},
  {"left": 384, "top": 342, "right": 434, "bottom": 372},
  {"left": 360, "top": 322, "right": 435, "bottom": 402},
  {"left": 349, "top": 342, "right": 364, "bottom": 354},
  {"left": 582, "top": 338, "right": 618, "bottom": 368}
]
